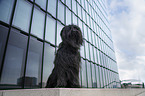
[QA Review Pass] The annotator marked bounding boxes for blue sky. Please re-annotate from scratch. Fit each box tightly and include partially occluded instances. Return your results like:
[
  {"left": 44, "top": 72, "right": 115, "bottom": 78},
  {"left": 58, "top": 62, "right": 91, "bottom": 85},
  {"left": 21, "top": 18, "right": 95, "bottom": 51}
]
[{"left": 107, "top": 0, "right": 145, "bottom": 83}]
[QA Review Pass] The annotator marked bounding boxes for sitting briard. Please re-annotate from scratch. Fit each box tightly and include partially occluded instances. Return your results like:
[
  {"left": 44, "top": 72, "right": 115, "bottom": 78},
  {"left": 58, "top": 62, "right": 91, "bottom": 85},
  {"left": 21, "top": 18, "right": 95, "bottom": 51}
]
[{"left": 45, "top": 25, "right": 83, "bottom": 88}]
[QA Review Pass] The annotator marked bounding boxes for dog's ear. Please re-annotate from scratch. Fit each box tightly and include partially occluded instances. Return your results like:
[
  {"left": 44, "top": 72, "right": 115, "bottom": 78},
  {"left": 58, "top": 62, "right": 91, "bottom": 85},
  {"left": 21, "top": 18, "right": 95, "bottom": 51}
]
[{"left": 60, "top": 25, "right": 83, "bottom": 48}]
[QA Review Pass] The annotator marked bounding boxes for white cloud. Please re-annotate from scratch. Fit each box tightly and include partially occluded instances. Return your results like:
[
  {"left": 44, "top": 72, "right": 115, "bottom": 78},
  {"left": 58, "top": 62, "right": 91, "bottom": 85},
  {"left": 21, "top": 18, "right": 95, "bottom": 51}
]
[{"left": 108, "top": 0, "right": 145, "bottom": 83}]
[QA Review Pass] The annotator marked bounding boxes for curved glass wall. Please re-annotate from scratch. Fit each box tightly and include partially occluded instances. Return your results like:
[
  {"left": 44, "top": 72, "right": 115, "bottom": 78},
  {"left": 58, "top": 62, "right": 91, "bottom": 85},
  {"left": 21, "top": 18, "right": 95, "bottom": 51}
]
[{"left": 0, "top": 0, "right": 120, "bottom": 89}]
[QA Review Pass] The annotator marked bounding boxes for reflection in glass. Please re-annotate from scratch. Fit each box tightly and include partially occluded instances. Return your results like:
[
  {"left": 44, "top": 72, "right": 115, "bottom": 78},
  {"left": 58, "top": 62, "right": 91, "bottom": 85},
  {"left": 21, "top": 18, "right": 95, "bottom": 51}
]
[
  {"left": 66, "top": 8, "right": 72, "bottom": 25},
  {"left": 81, "top": 0, "right": 84, "bottom": 8},
  {"left": 81, "top": 59, "right": 87, "bottom": 87},
  {"left": 66, "top": 0, "right": 71, "bottom": 9},
  {"left": 96, "top": 65, "right": 101, "bottom": 88},
  {"left": 72, "top": 14, "right": 77, "bottom": 25},
  {"left": 0, "top": 29, "right": 27, "bottom": 88},
  {"left": 89, "top": 44, "right": 94, "bottom": 62},
  {"left": 83, "top": 25, "right": 88, "bottom": 41},
  {"left": 100, "top": 67, "right": 104, "bottom": 88},
  {"left": 92, "top": 64, "right": 97, "bottom": 88},
  {"left": 82, "top": 9, "right": 86, "bottom": 23},
  {"left": 78, "top": 19, "right": 82, "bottom": 32},
  {"left": 84, "top": 41, "right": 89, "bottom": 60},
  {"left": 79, "top": 67, "right": 81, "bottom": 86},
  {"left": 102, "top": 68, "right": 105, "bottom": 87},
  {"left": 13, "top": 0, "right": 32, "bottom": 32},
  {"left": 45, "top": 15, "right": 56, "bottom": 44},
  {"left": 103, "top": 69, "right": 107, "bottom": 87},
  {"left": 0, "top": 0, "right": 14, "bottom": 23},
  {"left": 25, "top": 37, "right": 43, "bottom": 88},
  {"left": 92, "top": 33, "right": 96, "bottom": 46},
  {"left": 77, "top": 4, "right": 82, "bottom": 19},
  {"left": 42, "top": 43, "right": 55, "bottom": 87},
  {"left": 47, "top": 0, "right": 56, "bottom": 17},
  {"left": 35, "top": 0, "right": 46, "bottom": 10},
  {"left": 93, "top": 47, "right": 97, "bottom": 63},
  {"left": 31, "top": 7, "right": 45, "bottom": 39},
  {"left": 80, "top": 45, "right": 85, "bottom": 58},
  {"left": 72, "top": 0, "right": 77, "bottom": 14},
  {"left": 58, "top": 1, "right": 64, "bottom": 23},
  {"left": 86, "top": 61, "right": 92, "bottom": 87},
  {"left": 0, "top": 25, "right": 8, "bottom": 68},
  {"left": 57, "top": 22, "right": 64, "bottom": 46},
  {"left": 87, "top": 28, "right": 92, "bottom": 43},
  {"left": 86, "top": 14, "right": 90, "bottom": 27}
]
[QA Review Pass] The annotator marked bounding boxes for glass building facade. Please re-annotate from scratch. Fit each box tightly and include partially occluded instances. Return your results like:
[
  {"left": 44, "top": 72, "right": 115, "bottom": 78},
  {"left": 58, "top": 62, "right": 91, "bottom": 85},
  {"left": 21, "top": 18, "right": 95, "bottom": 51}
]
[{"left": 0, "top": 0, "right": 120, "bottom": 89}]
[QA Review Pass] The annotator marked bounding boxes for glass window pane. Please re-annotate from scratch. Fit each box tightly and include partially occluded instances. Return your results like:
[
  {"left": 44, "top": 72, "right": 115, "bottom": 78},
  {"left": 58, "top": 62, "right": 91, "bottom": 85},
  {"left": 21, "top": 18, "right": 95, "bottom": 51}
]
[
  {"left": 86, "top": 61, "right": 92, "bottom": 88},
  {"left": 89, "top": 44, "right": 94, "bottom": 62},
  {"left": 13, "top": 0, "right": 32, "bottom": 32},
  {"left": 35, "top": 0, "right": 47, "bottom": 10},
  {"left": 80, "top": 45, "right": 85, "bottom": 58},
  {"left": 84, "top": 0, "right": 88, "bottom": 12},
  {"left": 31, "top": 7, "right": 45, "bottom": 39},
  {"left": 83, "top": 25, "right": 88, "bottom": 40},
  {"left": 100, "top": 67, "right": 104, "bottom": 88},
  {"left": 84, "top": 41, "right": 89, "bottom": 60},
  {"left": 79, "top": 67, "right": 82, "bottom": 86},
  {"left": 47, "top": 0, "right": 56, "bottom": 17},
  {"left": 81, "top": 59, "right": 87, "bottom": 87},
  {"left": 58, "top": 1, "right": 64, "bottom": 23},
  {"left": 82, "top": 9, "right": 86, "bottom": 23},
  {"left": 93, "top": 47, "right": 97, "bottom": 63},
  {"left": 72, "top": 0, "right": 77, "bottom": 14},
  {"left": 0, "top": 25, "right": 8, "bottom": 68},
  {"left": 103, "top": 68, "right": 107, "bottom": 88},
  {"left": 80, "top": 0, "right": 84, "bottom": 8},
  {"left": 77, "top": 4, "right": 82, "bottom": 19},
  {"left": 88, "top": 29, "right": 93, "bottom": 44},
  {"left": 66, "top": 0, "right": 71, "bottom": 9},
  {"left": 25, "top": 37, "right": 43, "bottom": 88},
  {"left": 0, "top": 29, "right": 27, "bottom": 88},
  {"left": 97, "top": 50, "right": 101, "bottom": 65},
  {"left": 45, "top": 15, "right": 56, "bottom": 44},
  {"left": 86, "top": 14, "right": 90, "bottom": 27},
  {"left": 42, "top": 43, "right": 55, "bottom": 87},
  {"left": 78, "top": 19, "right": 82, "bottom": 32},
  {"left": 92, "top": 63, "right": 97, "bottom": 88},
  {"left": 66, "top": 8, "right": 72, "bottom": 25},
  {"left": 92, "top": 33, "right": 96, "bottom": 46},
  {"left": 96, "top": 65, "right": 101, "bottom": 88},
  {"left": 57, "top": 22, "right": 64, "bottom": 46},
  {"left": 72, "top": 14, "right": 77, "bottom": 25},
  {"left": 0, "top": 0, "right": 14, "bottom": 23}
]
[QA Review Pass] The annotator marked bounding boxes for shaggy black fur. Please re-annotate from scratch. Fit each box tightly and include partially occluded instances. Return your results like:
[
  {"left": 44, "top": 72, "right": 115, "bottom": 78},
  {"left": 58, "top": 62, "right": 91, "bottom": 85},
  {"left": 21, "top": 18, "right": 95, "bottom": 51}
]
[{"left": 45, "top": 25, "right": 83, "bottom": 88}]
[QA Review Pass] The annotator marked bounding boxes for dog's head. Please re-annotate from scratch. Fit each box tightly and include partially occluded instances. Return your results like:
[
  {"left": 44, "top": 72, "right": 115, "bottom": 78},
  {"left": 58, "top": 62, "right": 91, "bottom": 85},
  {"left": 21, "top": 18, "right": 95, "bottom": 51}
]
[{"left": 60, "top": 25, "right": 83, "bottom": 48}]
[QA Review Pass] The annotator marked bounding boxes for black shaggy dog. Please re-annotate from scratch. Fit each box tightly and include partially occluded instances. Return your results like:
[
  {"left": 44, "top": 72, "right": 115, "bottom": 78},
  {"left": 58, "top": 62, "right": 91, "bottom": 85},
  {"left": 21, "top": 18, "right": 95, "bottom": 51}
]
[{"left": 45, "top": 25, "right": 83, "bottom": 88}]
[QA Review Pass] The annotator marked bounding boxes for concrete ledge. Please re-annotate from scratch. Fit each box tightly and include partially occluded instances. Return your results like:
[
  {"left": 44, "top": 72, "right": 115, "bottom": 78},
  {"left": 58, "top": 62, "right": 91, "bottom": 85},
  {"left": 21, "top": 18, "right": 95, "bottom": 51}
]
[{"left": 0, "top": 88, "right": 145, "bottom": 96}]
